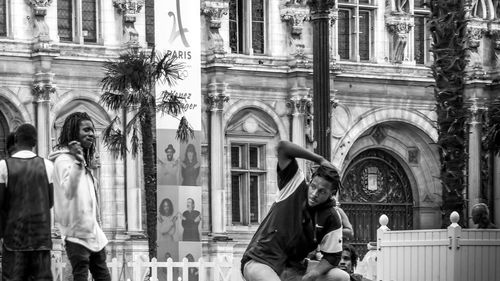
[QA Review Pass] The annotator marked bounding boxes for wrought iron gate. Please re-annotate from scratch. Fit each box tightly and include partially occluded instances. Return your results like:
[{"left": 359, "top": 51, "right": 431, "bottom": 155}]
[{"left": 340, "top": 149, "right": 414, "bottom": 257}]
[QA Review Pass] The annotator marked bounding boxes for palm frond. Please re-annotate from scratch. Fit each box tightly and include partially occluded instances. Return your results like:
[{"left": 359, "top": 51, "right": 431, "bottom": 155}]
[
  {"left": 157, "top": 90, "right": 187, "bottom": 117},
  {"left": 101, "top": 116, "right": 127, "bottom": 158},
  {"left": 100, "top": 91, "right": 125, "bottom": 111},
  {"left": 176, "top": 116, "right": 194, "bottom": 143},
  {"left": 154, "top": 52, "right": 185, "bottom": 87}
]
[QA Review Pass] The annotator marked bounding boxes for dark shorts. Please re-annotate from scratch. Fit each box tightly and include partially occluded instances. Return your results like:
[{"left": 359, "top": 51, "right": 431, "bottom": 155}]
[{"left": 1, "top": 245, "right": 52, "bottom": 281}]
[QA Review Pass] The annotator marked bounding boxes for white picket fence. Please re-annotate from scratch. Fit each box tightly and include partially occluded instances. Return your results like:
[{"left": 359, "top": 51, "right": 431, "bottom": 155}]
[
  {"left": 51, "top": 254, "right": 244, "bottom": 281},
  {"left": 375, "top": 212, "right": 500, "bottom": 281}
]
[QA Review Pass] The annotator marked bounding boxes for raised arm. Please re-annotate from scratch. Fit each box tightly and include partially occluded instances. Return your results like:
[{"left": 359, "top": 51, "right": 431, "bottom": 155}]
[{"left": 276, "top": 140, "right": 329, "bottom": 170}]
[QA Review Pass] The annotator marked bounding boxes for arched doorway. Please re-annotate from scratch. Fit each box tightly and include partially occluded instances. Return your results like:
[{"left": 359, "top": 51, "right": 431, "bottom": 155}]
[
  {"left": 340, "top": 148, "right": 414, "bottom": 256},
  {"left": 0, "top": 112, "right": 9, "bottom": 159}
]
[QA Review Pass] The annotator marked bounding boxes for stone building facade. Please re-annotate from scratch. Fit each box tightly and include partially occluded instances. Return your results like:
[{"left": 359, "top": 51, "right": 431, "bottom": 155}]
[{"left": 1, "top": 0, "right": 499, "bottom": 264}]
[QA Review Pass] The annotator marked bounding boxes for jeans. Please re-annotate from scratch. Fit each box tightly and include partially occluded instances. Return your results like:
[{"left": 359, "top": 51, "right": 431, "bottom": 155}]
[
  {"left": 64, "top": 240, "right": 111, "bottom": 281},
  {"left": 1, "top": 245, "right": 52, "bottom": 281}
]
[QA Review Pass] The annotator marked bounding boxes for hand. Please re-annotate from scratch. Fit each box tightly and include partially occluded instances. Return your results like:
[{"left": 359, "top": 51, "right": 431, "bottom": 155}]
[
  {"left": 68, "top": 141, "right": 85, "bottom": 163},
  {"left": 319, "top": 158, "right": 335, "bottom": 170}
]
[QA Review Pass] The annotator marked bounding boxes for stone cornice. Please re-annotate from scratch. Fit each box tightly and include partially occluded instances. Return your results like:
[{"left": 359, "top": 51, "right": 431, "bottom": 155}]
[{"left": 27, "top": 0, "right": 53, "bottom": 8}]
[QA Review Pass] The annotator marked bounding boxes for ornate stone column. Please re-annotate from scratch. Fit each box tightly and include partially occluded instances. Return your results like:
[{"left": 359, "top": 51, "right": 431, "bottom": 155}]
[
  {"left": 27, "top": 0, "right": 54, "bottom": 51},
  {"left": 113, "top": 0, "right": 144, "bottom": 50},
  {"left": 280, "top": 2, "right": 310, "bottom": 68},
  {"left": 468, "top": 97, "right": 485, "bottom": 225},
  {"left": 33, "top": 83, "right": 56, "bottom": 158},
  {"left": 201, "top": 0, "right": 229, "bottom": 55},
  {"left": 206, "top": 83, "right": 229, "bottom": 239},
  {"left": 287, "top": 91, "right": 312, "bottom": 171},
  {"left": 308, "top": 0, "right": 335, "bottom": 160}
]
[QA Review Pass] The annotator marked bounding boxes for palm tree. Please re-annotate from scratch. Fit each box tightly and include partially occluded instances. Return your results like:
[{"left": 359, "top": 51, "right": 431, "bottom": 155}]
[
  {"left": 429, "top": 0, "right": 468, "bottom": 226},
  {"left": 100, "top": 48, "right": 193, "bottom": 259}
]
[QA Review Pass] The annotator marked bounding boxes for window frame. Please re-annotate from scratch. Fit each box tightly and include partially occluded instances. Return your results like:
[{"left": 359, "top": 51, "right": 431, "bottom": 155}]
[
  {"left": 0, "top": 0, "right": 11, "bottom": 38},
  {"left": 230, "top": 142, "right": 266, "bottom": 226},
  {"left": 413, "top": 6, "right": 430, "bottom": 65},
  {"left": 229, "top": 0, "right": 267, "bottom": 55},
  {"left": 57, "top": 0, "right": 102, "bottom": 45},
  {"left": 337, "top": 1, "right": 376, "bottom": 62}
]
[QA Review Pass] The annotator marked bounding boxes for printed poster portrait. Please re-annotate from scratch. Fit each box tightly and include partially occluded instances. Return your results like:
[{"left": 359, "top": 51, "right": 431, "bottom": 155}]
[
  {"left": 179, "top": 131, "right": 201, "bottom": 186},
  {"left": 178, "top": 186, "right": 202, "bottom": 242},
  {"left": 157, "top": 129, "right": 181, "bottom": 186},
  {"left": 157, "top": 187, "right": 180, "bottom": 262}
]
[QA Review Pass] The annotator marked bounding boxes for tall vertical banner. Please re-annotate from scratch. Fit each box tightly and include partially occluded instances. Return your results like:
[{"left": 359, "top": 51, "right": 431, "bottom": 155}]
[{"left": 155, "top": 1, "right": 202, "bottom": 278}]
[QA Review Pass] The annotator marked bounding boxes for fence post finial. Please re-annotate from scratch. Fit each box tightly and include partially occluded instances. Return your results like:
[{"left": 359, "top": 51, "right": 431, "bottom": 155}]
[
  {"left": 450, "top": 211, "right": 460, "bottom": 226},
  {"left": 379, "top": 214, "right": 390, "bottom": 231}
]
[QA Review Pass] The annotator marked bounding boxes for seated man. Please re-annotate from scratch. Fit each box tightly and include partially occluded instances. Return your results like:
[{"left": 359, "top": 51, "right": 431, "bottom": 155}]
[
  {"left": 241, "top": 140, "right": 349, "bottom": 281},
  {"left": 471, "top": 203, "right": 497, "bottom": 229}
]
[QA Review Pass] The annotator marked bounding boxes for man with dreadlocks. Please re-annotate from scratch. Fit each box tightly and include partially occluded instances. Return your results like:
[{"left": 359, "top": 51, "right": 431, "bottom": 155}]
[{"left": 49, "top": 112, "right": 111, "bottom": 281}]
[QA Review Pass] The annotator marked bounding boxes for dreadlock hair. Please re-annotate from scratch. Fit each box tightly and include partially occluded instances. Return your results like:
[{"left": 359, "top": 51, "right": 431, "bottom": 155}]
[
  {"left": 56, "top": 112, "right": 95, "bottom": 165},
  {"left": 311, "top": 164, "right": 342, "bottom": 193},
  {"left": 343, "top": 244, "right": 359, "bottom": 269}
]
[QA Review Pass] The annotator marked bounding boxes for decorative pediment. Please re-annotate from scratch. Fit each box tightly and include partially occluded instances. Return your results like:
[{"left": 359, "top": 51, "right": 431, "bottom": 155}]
[
  {"left": 54, "top": 100, "right": 110, "bottom": 130},
  {"left": 226, "top": 111, "right": 277, "bottom": 137}
]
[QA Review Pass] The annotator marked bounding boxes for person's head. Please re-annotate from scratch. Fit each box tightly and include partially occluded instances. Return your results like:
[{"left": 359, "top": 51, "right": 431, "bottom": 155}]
[
  {"left": 165, "top": 144, "right": 176, "bottom": 161},
  {"left": 14, "top": 124, "right": 37, "bottom": 150},
  {"left": 184, "top": 143, "right": 197, "bottom": 164},
  {"left": 159, "top": 198, "right": 174, "bottom": 217},
  {"left": 339, "top": 244, "right": 358, "bottom": 274},
  {"left": 308, "top": 165, "right": 341, "bottom": 207},
  {"left": 472, "top": 203, "right": 490, "bottom": 227},
  {"left": 185, "top": 253, "right": 195, "bottom": 262},
  {"left": 187, "top": 198, "right": 195, "bottom": 211},
  {"left": 6, "top": 132, "right": 17, "bottom": 156},
  {"left": 57, "top": 112, "right": 96, "bottom": 163}
]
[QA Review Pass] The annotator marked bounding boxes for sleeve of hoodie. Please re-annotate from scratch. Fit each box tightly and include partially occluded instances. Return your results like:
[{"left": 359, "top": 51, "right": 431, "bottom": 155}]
[
  {"left": 319, "top": 208, "right": 343, "bottom": 266},
  {"left": 53, "top": 154, "right": 83, "bottom": 200}
]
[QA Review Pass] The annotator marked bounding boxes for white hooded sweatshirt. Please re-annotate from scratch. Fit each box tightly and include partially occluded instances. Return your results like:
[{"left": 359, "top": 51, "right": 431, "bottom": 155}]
[{"left": 48, "top": 148, "right": 107, "bottom": 252}]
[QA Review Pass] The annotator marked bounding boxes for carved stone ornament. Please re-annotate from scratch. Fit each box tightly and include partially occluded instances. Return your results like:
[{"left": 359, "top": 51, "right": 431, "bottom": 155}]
[
  {"left": 307, "top": 0, "right": 335, "bottom": 15},
  {"left": 280, "top": 2, "right": 310, "bottom": 38},
  {"left": 27, "top": 0, "right": 53, "bottom": 8},
  {"left": 489, "top": 28, "right": 500, "bottom": 68},
  {"left": 113, "top": 0, "right": 144, "bottom": 22},
  {"left": 329, "top": 8, "right": 338, "bottom": 26},
  {"left": 386, "top": 16, "right": 412, "bottom": 63},
  {"left": 288, "top": 94, "right": 312, "bottom": 115},
  {"left": 206, "top": 83, "right": 230, "bottom": 111},
  {"left": 33, "top": 83, "right": 56, "bottom": 102},
  {"left": 201, "top": 0, "right": 229, "bottom": 30},
  {"left": 466, "top": 25, "right": 485, "bottom": 49}
]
